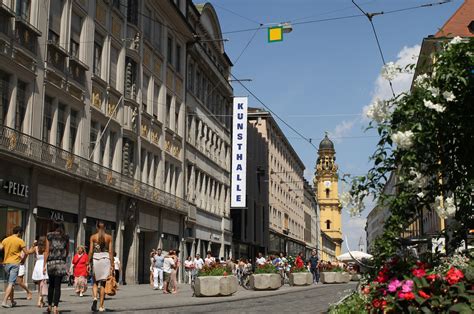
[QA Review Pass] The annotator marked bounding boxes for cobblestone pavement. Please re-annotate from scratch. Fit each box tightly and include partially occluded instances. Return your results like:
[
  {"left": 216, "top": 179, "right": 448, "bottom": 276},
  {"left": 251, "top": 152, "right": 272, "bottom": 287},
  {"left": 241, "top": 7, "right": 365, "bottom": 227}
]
[{"left": 5, "top": 282, "right": 356, "bottom": 313}]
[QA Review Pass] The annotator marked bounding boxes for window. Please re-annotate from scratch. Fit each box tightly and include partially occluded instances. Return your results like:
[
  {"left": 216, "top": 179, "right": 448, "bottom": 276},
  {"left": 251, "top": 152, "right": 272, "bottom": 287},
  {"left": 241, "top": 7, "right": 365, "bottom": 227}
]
[
  {"left": 153, "top": 19, "right": 161, "bottom": 50},
  {"left": 69, "top": 109, "right": 78, "bottom": 153},
  {"left": 112, "top": 0, "right": 120, "bottom": 10},
  {"left": 109, "top": 131, "right": 116, "bottom": 168},
  {"left": 175, "top": 44, "right": 181, "bottom": 73},
  {"left": 90, "top": 120, "right": 99, "bottom": 157},
  {"left": 57, "top": 103, "right": 66, "bottom": 148},
  {"left": 70, "top": 12, "right": 82, "bottom": 58},
  {"left": 187, "top": 62, "right": 194, "bottom": 92},
  {"left": 326, "top": 188, "right": 330, "bottom": 198},
  {"left": 42, "top": 96, "right": 53, "bottom": 143},
  {"left": 153, "top": 82, "right": 159, "bottom": 119},
  {"left": 165, "top": 94, "right": 171, "bottom": 128},
  {"left": 167, "top": 37, "right": 173, "bottom": 65},
  {"left": 93, "top": 33, "right": 103, "bottom": 77},
  {"left": 175, "top": 103, "right": 179, "bottom": 133},
  {"left": 326, "top": 220, "right": 331, "bottom": 230},
  {"left": 142, "top": 74, "right": 149, "bottom": 113},
  {"left": 109, "top": 45, "right": 118, "bottom": 88},
  {"left": 49, "top": 0, "right": 63, "bottom": 42},
  {"left": 99, "top": 126, "right": 105, "bottom": 164},
  {"left": 15, "top": 80, "right": 27, "bottom": 131},
  {"left": 0, "top": 71, "right": 10, "bottom": 126},
  {"left": 126, "top": 0, "right": 138, "bottom": 25},
  {"left": 143, "top": 7, "right": 152, "bottom": 42},
  {"left": 16, "top": 0, "right": 30, "bottom": 21}
]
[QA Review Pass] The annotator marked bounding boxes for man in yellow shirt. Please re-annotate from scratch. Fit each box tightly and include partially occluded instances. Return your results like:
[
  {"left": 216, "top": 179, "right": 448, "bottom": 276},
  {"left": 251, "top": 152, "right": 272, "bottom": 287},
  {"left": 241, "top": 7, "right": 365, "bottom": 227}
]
[{"left": 0, "top": 226, "right": 29, "bottom": 308}]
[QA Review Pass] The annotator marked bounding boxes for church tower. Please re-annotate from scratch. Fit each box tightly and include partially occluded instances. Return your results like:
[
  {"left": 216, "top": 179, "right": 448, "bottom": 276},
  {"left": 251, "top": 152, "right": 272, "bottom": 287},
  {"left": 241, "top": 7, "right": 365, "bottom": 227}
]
[{"left": 314, "top": 133, "right": 343, "bottom": 257}]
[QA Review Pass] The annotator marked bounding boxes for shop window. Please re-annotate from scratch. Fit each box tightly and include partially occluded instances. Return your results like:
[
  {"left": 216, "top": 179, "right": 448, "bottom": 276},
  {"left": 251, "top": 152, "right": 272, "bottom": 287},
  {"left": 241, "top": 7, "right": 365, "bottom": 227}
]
[
  {"left": 161, "top": 233, "right": 179, "bottom": 252},
  {"left": 15, "top": 80, "right": 27, "bottom": 132}
]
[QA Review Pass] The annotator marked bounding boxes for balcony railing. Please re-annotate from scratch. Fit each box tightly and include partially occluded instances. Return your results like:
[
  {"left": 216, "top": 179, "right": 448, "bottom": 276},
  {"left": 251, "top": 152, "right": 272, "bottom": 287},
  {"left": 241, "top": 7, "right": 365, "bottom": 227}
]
[{"left": 0, "top": 125, "right": 189, "bottom": 214}]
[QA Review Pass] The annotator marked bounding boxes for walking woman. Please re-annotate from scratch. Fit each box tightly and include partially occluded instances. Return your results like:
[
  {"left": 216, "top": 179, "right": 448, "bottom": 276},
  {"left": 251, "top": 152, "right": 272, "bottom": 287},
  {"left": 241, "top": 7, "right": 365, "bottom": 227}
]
[
  {"left": 43, "top": 221, "right": 70, "bottom": 314},
  {"left": 88, "top": 221, "right": 113, "bottom": 312},
  {"left": 31, "top": 237, "right": 48, "bottom": 307},
  {"left": 72, "top": 245, "right": 88, "bottom": 297}
]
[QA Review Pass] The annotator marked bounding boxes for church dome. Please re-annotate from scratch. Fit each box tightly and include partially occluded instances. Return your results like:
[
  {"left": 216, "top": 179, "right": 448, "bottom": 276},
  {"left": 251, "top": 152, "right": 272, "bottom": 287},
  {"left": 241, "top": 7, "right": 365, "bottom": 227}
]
[{"left": 319, "top": 134, "right": 334, "bottom": 150}]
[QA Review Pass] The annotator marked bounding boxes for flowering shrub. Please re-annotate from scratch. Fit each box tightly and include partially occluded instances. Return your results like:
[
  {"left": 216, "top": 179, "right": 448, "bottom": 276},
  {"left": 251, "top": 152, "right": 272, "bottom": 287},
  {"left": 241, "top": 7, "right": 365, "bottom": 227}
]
[
  {"left": 254, "top": 263, "right": 278, "bottom": 274},
  {"left": 198, "top": 263, "right": 231, "bottom": 277}
]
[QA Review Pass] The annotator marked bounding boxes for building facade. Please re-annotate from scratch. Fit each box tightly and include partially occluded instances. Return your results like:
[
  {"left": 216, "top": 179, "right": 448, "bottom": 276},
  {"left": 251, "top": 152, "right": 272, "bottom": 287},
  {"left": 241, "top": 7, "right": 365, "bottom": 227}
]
[
  {"left": 0, "top": 0, "right": 232, "bottom": 288},
  {"left": 247, "top": 108, "right": 307, "bottom": 257},
  {"left": 303, "top": 179, "right": 320, "bottom": 257},
  {"left": 314, "top": 134, "right": 343, "bottom": 257}
]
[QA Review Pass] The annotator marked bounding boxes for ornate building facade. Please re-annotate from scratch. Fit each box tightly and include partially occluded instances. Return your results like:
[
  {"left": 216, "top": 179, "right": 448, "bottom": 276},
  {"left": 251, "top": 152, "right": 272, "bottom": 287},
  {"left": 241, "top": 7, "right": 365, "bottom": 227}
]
[{"left": 314, "top": 134, "right": 343, "bottom": 257}]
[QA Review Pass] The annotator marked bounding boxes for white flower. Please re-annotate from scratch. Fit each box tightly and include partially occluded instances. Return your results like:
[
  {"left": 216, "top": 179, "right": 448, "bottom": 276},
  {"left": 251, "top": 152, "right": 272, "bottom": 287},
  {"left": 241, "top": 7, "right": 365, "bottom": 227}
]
[
  {"left": 424, "top": 100, "right": 446, "bottom": 113},
  {"left": 408, "top": 169, "right": 428, "bottom": 189},
  {"left": 340, "top": 191, "right": 366, "bottom": 217},
  {"left": 449, "top": 36, "right": 463, "bottom": 45},
  {"left": 435, "top": 195, "right": 457, "bottom": 219},
  {"left": 340, "top": 192, "right": 352, "bottom": 208},
  {"left": 366, "top": 99, "right": 391, "bottom": 123},
  {"left": 381, "top": 62, "right": 400, "bottom": 81},
  {"left": 442, "top": 91, "right": 456, "bottom": 102},
  {"left": 391, "top": 130, "right": 414, "bottom": 150},
  {"left": 414, "top": 74, "right": 429, "bottom": 88},
  {"left": 427, "top": 86, "right": 440, "bottom": 98},
  {"left": 417, "top": 192, "right": 425, "bottom": 199}
]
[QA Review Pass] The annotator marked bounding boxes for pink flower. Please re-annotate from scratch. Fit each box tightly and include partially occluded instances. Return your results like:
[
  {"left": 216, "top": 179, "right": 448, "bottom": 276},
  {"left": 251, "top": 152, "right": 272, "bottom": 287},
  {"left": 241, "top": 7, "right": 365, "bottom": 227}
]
[
  {"left": 387, "top": 279, "right": 402, "bottom": 292},
  {"left": 401, "top": 280, "right": 414, "bottom": 293}
]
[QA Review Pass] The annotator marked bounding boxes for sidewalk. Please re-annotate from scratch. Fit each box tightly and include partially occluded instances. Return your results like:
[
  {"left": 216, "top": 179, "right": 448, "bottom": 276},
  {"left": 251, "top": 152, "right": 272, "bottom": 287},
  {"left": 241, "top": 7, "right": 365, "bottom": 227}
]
[{"left": 8, "top": 282, "right": 357, "bottom": 313}]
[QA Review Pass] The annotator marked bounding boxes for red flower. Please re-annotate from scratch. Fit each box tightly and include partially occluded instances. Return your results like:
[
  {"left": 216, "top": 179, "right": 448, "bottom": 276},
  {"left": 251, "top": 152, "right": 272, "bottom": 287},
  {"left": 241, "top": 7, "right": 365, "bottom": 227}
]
[
  {"left": 381, "top": 300, "right": 387, "bottom": 309},
  {"left": 418, "top": 291, "right": 430, "bottom": 299},
  {"left": 372, "top": 299, "right": 383, "bottom": 308},
  {"left": 223, "top": 271, "right": 228, "bottom": 277},
  {"left": 416, "top": 261, "right": 428, "bottom": 269},
  {"left": 426, "top": 274, "right": 437, "bottom": 282},
  {"left": 445, "top": 267, "right": 464, "bottom": 285},
  {"left": 376, "top": 271, "right": 389, "bottom": 283},
  {"left": 398, "top": 291, "right": 415, "bottom": 300},
  {"left": 362, "top": 286, "right": 370, "bottom": 294},
  {"left": 412, "top": 268, "right": 426, "bottom": 278}
]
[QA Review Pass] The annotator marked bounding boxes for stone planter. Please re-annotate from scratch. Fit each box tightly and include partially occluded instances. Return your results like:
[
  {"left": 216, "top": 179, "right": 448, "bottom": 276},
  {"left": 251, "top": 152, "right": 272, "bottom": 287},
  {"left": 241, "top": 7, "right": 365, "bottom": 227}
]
[
  {"left": 334, "top": 272, "right": 351, "bottom": 283},
  {"left": 351, "top": 273, "right": 362, "bottom": 281},
  {"left": 320, "top": 272, "right": 336, "bottom": 283},
  {"left": 194, "top": 275, "right": 238, "bottom": 297},
  {"left": 250, "top": 273, "right": 282, "bottom": 290},
  {"left": 289, "top": 272, "right": 313, "bottom": 286}
]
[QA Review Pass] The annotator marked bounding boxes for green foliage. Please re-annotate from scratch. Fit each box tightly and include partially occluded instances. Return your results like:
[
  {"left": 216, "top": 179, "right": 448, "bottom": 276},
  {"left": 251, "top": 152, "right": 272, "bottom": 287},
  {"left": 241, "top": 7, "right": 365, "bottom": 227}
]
[
  {"left": 197, "top": 264, "right": 231, "bottom": 277},
  {"left": 254, "top": 263, "right": 278, "bottom": 274},
  {"left": 328, "top": 292, "right": 368, "bottom": 314}
]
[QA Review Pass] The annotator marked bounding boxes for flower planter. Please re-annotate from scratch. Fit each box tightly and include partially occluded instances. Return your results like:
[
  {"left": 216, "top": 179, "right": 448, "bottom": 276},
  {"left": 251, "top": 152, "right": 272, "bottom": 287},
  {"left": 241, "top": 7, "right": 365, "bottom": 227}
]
[
  {"left": 320, "top": 272, "right": 336, "bottom": 283},
  {"left": 351, "top": 273, "right": 362, "bottom": 281},
  {"left": 194, "top": 275, "right": 238, "bottom": 297},
  {"left": 250, "top": 274, "right": 282, "bottom": 290},
  {"left": 335, "top": 272, "right": 351, "bottom": 283},
  {"left": 289, "top": 272, "right": 313, "bottom": 286}
]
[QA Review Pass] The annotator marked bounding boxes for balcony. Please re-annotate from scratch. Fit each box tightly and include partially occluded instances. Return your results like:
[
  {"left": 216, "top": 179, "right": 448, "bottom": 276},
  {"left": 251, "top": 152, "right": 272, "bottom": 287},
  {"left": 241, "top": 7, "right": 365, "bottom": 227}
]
[
  {"left": 14, "top": 16, "right": 41, "bottom": 55},
  {"left": 0, "top": 125, "right": 189, "bottom": 214}
]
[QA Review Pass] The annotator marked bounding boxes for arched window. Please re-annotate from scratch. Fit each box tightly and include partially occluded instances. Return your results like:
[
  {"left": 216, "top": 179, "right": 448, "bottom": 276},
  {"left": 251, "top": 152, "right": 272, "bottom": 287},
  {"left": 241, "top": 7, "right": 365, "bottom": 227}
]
[
  {"left": 326, "top": 188, "right": 330, "bottom": 198},
  {"left": 326, "top": 219, "right": 331, "bottom": 230}
]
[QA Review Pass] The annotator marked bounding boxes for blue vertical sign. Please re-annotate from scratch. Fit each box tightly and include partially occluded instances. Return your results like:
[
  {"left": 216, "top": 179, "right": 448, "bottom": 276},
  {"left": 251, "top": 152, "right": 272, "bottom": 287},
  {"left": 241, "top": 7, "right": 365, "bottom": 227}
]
[{"left": 231, "top": 97, "right": 248, "bottom": 208}]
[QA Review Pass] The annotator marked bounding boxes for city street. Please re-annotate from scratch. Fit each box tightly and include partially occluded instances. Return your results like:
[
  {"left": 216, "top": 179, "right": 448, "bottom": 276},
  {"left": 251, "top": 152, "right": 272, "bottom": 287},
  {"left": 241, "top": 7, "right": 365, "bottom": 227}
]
[{"left": 9, "top": 282, "right": 356, "bottom": 313}]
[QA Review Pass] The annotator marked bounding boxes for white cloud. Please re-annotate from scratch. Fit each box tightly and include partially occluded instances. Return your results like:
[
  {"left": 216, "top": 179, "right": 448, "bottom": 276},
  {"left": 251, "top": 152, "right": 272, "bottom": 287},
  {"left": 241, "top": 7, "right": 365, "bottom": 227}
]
[{"left": 329, "top": 119, "right": 357, "bottom": 143}]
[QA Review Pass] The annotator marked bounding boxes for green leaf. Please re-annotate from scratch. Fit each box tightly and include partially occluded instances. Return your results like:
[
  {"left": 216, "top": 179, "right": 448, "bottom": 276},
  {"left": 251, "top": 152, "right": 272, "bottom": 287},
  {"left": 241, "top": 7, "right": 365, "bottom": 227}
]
[
  {"left": 420, "top": 306, "right": 433, "bottom": 314},
  {"left": 449, "top": 303, "right": 472, "bottom": 313}
]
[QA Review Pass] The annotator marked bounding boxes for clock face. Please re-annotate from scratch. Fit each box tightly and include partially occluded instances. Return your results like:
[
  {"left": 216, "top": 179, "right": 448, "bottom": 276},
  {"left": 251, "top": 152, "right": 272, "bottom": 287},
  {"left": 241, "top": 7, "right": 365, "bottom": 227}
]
[{"left": 324, "top": 181, "right": 331, "bottom": 188}]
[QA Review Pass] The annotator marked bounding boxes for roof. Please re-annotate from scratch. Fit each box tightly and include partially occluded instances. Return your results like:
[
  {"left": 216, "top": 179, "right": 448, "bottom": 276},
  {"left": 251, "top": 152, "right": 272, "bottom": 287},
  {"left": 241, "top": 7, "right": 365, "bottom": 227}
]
[
  {"left": 435, "top": 0, "right": 474, "bottom": 37},
  {"left": 319, "top": 133, "right": 334, "bottom": 151}
]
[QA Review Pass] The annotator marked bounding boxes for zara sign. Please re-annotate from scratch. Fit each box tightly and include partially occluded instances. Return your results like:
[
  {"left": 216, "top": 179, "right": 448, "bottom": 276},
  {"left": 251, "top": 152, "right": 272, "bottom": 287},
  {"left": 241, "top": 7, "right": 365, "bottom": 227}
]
[{"left": 231, "top": 97, "right": 248, "bottom": 208}]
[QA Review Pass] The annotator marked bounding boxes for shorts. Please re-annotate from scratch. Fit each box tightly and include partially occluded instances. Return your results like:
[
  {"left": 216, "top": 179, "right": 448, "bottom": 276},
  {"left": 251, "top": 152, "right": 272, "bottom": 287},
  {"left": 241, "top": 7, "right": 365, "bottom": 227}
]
[
  {"left": 5, "top": 264, "right": 20, "bottom": 285},
  {"left": 164, "top": 272, "right": 171, "bottom": 283},
  {"left": 18, "top": 264, "right": 25, "bottom": 277}
]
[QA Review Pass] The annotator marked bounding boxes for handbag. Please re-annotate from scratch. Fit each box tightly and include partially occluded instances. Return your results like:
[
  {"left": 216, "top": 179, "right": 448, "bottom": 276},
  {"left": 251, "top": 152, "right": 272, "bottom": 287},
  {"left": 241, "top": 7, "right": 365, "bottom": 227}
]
[
  {"left": 105, "top": 275, "right": 117, "bottom": 296},
  {"left": 40, "top": 279, "right": 48, "bottom": 296}
]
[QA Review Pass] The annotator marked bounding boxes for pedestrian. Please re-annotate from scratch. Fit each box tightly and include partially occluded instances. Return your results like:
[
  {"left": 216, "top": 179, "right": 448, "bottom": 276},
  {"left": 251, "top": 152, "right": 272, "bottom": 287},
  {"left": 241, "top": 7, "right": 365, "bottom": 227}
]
[
  {"left": 170, "top": 250, "right": 179, "bottom": 293},
  {"left": 152, "top": 248, "right": 164, "bottom": 290},
  {"left": 162, "top": 251, "right": 175, "bottom": 294},
  {"left": 295, "top": 252, "right": 305, "bottom": 269},
  {"left": 204, "top": 251, "right": 215, "bottom": 266},
  {"left": 256, "top": 252, "right": 266, "bottom": 266},
  {"left": 88, "top": 221, "right": 113, "bottom": 312},
  {"left": 113, "top": 252, "right": 121, "bottom": 285},
  {"left": 72, "top": 245, "right": 89, "bottom": 296},
  {"left": 31, "top": 236, "right": 48, "bottom": 308},
  {"left": 183, "top": 256, "right": 194, "bottom": 284},
  {"left": 194, "top": 253, "right": 204, "bottom": 271},
  {"left": 308, "top": 249, "right": 319, "bottom": 284},
  {"left": 16, "top": 251, "right": 33, "bottom": 301},
  {"left": 149, "top": 249, "right": 155, "bottom": 287},
  {"left": 43, "top": 221, "right": 70, "bottom": 314},
  {"left": 0, "top": 226, "right": 30, "bottom": 308}
]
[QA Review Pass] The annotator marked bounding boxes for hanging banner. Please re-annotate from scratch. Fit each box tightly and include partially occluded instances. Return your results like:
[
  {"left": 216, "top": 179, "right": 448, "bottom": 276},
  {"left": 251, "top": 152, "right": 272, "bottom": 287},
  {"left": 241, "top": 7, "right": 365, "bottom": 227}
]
[{"left": 231, "top": 97, "right": 248, "bottom": 208}]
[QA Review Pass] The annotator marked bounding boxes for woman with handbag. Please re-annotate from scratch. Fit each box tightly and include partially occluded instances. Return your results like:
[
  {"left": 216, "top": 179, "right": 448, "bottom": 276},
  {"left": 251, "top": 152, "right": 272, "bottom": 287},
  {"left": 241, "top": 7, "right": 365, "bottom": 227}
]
[
  {"left": 31, "top": 236, "right": 48, "bottom": 307},
  {"left": 87, "top": 221, "right": 113, "bottom": 312},
  {"left": 72, "top": 245, "right": 89, "bottom": 297}
]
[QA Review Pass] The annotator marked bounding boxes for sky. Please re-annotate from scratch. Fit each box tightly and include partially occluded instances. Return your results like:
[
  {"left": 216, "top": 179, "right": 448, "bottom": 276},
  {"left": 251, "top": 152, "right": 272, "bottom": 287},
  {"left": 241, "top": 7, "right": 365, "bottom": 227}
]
[{"left": 208, "top": 0, "right": 462, "bottom": 253}]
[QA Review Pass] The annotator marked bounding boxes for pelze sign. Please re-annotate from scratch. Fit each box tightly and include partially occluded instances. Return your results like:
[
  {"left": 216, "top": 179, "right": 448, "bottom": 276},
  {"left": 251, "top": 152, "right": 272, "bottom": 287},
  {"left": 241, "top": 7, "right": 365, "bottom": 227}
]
[{"left": 231, "top": 97, "right": 248, "bottom": 208}]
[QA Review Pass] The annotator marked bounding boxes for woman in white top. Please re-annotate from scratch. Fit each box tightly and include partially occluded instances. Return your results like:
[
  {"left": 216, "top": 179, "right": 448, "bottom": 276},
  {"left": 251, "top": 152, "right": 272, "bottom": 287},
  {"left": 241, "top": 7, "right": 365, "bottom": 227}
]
[{"left": 31, "top": 237, "right": 48, "bottom": 307}]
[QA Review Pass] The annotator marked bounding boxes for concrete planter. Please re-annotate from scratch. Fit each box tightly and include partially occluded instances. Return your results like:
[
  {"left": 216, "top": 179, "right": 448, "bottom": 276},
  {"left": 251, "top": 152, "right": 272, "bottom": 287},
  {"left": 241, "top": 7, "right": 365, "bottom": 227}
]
[
  {"left": 335, "top": 272, "right": 351, "bottom": 283},
  {"left": 351, "top": 273, "right": 362, "bottom": 281},
  {"left": 250, "top": 273, "right": 282, "bottom": 290},
  {"left": 320, "top": 272, "right": 336, "bottom": 284},
  {"left": 194, "top": 275, "right": 238, "bottom": 297},
  {"left": 289, "top": 272, "right": 313, "bottom": 286}
]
